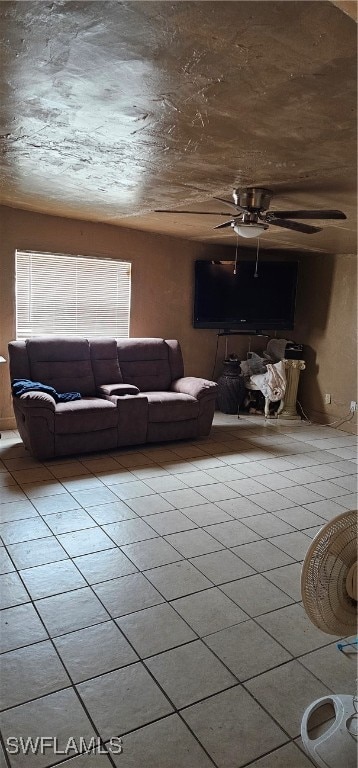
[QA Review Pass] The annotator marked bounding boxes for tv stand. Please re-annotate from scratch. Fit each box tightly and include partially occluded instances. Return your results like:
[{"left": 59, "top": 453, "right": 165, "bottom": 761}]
[{"left": 218, "top": 330, "right": 270, "bottom": 337}]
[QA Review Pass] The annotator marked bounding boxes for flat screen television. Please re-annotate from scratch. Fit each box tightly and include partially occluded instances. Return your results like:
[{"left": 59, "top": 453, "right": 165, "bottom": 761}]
[{"left": 193, "top": 259, "right": 299, "bottom": 332}]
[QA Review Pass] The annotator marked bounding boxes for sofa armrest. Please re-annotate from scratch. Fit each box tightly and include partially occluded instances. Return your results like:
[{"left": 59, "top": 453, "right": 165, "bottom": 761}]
[
  {"left": 97, "top": 383, "right": 140, "bottom": 397},
  {"left": 19, "top": 391, "right": 56, "bottom": 411},
  {"left": 171, "top": 377, "right": 217, "bottom": 400}
]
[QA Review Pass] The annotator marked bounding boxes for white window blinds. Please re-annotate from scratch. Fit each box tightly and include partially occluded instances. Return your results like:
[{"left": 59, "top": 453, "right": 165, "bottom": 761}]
[{"left": 16, "top": 251, "right": 131, "bottom": 339}]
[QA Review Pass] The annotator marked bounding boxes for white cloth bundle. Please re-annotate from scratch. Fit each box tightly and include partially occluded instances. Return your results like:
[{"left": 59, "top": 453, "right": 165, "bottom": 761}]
[{"left": 249, "top": 360, "right": 286, "bottom": 402}]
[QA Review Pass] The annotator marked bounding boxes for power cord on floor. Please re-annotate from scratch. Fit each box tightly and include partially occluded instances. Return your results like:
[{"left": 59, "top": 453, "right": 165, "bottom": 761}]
[
  {"left": 297, "top": 400, "right": 311, "bottom": 423},
  {"left": 297, "top": 400, "right": 356, "bottom": 430},
  {"left": 323, "top": 410, "right": 355, "bottom": 428}
]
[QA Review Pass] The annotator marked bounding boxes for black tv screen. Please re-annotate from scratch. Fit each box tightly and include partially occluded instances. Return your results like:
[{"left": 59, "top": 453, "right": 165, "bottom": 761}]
[{"left": 193, "top": 260, "right": 299, "bottom": 332}]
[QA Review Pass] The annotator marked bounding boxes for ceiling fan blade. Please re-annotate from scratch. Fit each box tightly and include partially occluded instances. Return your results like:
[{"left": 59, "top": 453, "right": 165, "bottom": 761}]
[
  {"left": 213, "top": 197, "right": 244, "bottom": 211},
  {"left": 154, "top": 210, "right": 232, "bottom": 215},
  {"left": 268, "top": 217, "right": 322, "bottom": 234},
  {"left": 269, "top": 209, "right": 347, "bottom": 220},
  {"left": 213, "top": 220, "right": 234, "bottom": 230}
]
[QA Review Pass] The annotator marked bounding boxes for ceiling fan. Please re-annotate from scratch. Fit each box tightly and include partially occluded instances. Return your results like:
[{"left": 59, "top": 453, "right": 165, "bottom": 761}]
[{"left": 155, "top": 187, "right": 347, "bottom": 238}]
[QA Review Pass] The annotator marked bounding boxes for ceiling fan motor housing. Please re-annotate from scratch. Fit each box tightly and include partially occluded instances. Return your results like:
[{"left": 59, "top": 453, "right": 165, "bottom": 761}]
[{"left": 233, "top": 187, "right": 273, "bottom": 211}]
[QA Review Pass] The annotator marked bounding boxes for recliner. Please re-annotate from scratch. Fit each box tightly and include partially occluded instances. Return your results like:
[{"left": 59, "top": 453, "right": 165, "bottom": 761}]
[{"left": 8, "top": 336, "right": 217, "bottom": 459}]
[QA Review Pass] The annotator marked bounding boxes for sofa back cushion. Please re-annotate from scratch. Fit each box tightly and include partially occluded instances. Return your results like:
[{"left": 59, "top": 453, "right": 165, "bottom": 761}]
[
  {"left": 165, "top": 339, "right": 184, "bottom": 380},
  {"left": 90, "top": 338, "right": 123, "bottom": 387},
  {"left": 8, "top": 341, "right": 31, "bottom": 381},
  {"left": 26, "top": 338, "right": 95, "bottom": 395},
  {"left": 117, "top": 338, "right": 172, "bottom": 391}
]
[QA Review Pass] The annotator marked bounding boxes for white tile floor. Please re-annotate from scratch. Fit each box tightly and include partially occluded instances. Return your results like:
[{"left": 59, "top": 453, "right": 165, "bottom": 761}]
[{"left": 0, "top": 413, "right": 356, "bottom": 767}]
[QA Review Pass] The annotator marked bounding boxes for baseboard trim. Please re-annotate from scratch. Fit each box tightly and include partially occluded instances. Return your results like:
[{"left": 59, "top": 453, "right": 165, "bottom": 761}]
[{"left": 0, "top": 417, "right": 17, "bottom": 430}]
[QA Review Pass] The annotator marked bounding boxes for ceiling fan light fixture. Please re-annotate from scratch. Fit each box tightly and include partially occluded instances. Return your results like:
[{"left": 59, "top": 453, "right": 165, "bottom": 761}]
[{"left": 233, "top": 223, "right": 268, "bottom": 238}]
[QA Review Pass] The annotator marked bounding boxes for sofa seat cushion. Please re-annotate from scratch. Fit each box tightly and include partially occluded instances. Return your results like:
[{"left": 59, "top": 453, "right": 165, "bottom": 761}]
[
  {"left": 55, "top": 397, "right": 117, "bottom": 434},
  {"left": 144, "top": 391, "right": 199, "bottom": 423}
]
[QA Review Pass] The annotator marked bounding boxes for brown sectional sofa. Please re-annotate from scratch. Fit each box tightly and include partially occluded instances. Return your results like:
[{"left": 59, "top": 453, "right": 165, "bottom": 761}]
[{"left": 8, "top": 337, "right": 217, "bottom": 459}]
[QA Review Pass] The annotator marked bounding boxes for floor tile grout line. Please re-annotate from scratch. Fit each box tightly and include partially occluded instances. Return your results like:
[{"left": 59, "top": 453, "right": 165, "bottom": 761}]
[
  {"left": 15, "top": 658, "right": 119, "bottom": 768},
  {"left": 239, "top": 674, "right": 320, "bottom": 744},
  {"left": 195, "top": 584, "right": 342, "bottom": 674},
  {"left": 239, "top": 642, "right": 347, "bottom": 737},
  {"left": 0, "top": 732, "right": 12, "bottom": 768},
  {"left": 188, "top": 551, "right": 297, "bottom": 581},
  {"left": 44, "top": 745, "right": 119, "bottom": 768},
  {"left": 237, "top": 737, "right": 302, "bottom": 768},
  {"left": 0, "top": 613, "right": 137, "bottom": 655},
  {"left": 203, "top": 624, "right": 345, "bottom": 693},
  {"left": 175, "top": 712, "right": 219, "bottom": 768},
  {"left": 0, "top": 566, "right": 34, "bottom": 611},
  {"left": 294, "top": 653, "right": 350, "bottom": 696},
  {"left": 0, "top": 681, "right": 75, "bottom": 715}
]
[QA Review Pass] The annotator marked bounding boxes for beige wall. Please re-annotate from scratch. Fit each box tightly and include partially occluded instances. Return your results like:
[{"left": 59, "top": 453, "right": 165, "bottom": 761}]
[
  {"left": 1, "top": 206, "right": 356, "bottom": 433},
  {"left": 294, "top": 251, "right": 357, "bottom": 432}
]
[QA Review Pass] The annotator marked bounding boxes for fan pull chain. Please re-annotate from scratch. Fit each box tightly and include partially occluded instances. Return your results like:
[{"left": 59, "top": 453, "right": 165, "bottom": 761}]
[
  {"left": 254, "top": 238, "right": 260, "bottom": 277},
  {"left": 233, "top": 234, "right": 239, "bottom": 274}
]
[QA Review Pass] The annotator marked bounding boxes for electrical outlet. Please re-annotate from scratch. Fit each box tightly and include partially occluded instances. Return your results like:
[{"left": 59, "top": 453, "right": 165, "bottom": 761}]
[
  {"left": 324, "top": 394, "right": 331, "bottom": 404},
  {"left": 350, "top": 401, "right": 357, "bottom": 412}
]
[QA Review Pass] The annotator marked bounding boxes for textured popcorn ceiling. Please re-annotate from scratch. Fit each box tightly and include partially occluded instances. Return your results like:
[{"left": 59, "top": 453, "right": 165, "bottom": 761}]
[{"left": 0, "top": 1, "right": 356, "bottom": 252}]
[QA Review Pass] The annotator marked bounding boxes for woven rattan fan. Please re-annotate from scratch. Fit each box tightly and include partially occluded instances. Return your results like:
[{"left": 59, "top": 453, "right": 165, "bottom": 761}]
[{"left": 301, "top": 509, "right": 357, "bottom": 635}]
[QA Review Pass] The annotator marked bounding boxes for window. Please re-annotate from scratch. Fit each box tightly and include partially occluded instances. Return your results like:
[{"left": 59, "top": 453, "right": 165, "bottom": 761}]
[{"left": 16, "top": 251, "right": 131, "bottom": 339}]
